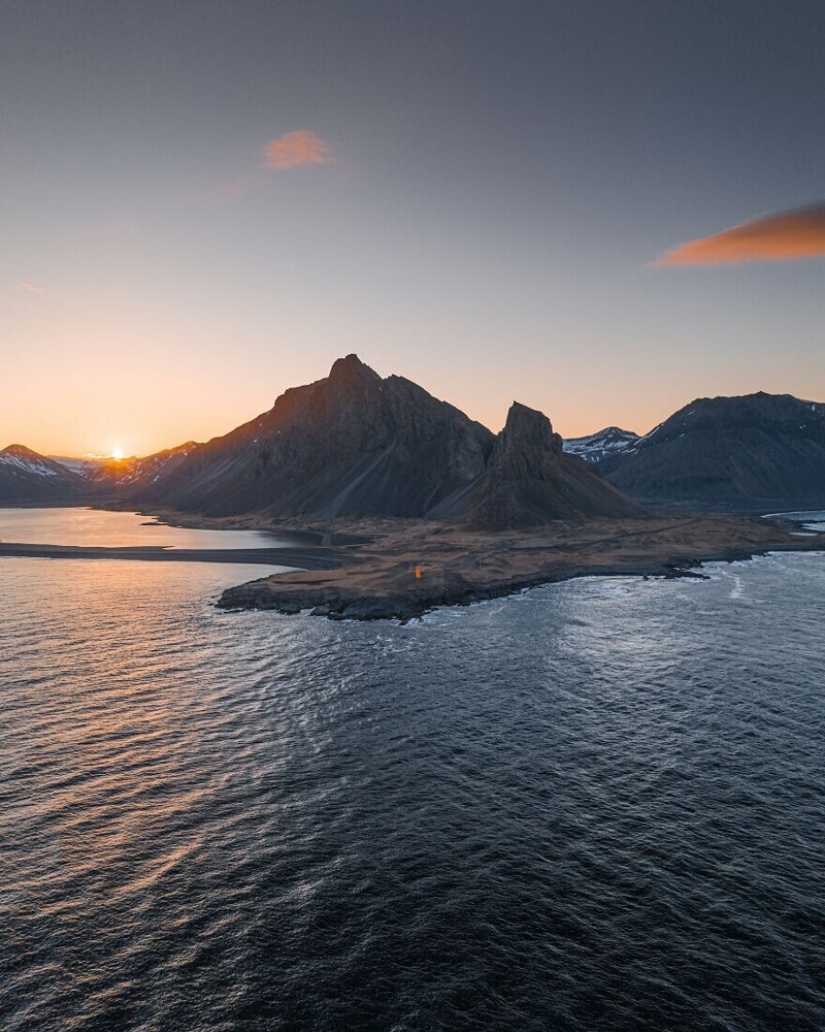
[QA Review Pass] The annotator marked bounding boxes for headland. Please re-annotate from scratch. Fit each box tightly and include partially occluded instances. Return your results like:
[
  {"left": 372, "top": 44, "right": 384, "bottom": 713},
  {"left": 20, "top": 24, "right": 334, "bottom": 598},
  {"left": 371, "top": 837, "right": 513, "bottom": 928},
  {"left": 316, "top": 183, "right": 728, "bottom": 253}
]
[{"left": 213, "top": 513, "right": 825, "bottom": 621}]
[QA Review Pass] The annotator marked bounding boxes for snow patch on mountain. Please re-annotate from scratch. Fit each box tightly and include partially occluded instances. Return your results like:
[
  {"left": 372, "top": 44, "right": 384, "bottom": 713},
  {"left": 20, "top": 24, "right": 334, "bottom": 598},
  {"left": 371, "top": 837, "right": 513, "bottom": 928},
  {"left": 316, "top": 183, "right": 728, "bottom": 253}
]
[
  {"left": 563, "top": 427, "right": 640, "bottom": 464},
  {"left": 0, "top": 452, "right": 59, "bottom": 477},
  {"left": 0, "top": 445, "right": 87, "bottom": 501}
]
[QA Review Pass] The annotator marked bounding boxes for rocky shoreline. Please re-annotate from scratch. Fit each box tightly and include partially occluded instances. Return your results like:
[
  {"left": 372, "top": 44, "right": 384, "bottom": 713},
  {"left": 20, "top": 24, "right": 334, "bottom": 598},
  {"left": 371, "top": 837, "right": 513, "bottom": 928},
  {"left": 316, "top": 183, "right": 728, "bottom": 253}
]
[
  {"left": 214, "top": 513, "right": 825, "bottom": 622},
  {"left": 216, "top": 557, "right": 707, "bottom": 621}
]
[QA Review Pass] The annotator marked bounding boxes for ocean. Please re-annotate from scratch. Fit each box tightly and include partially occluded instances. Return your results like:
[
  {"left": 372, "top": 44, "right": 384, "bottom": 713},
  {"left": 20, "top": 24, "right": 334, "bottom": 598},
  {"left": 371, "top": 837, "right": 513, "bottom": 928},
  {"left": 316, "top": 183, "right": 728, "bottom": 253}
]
[{"left": 1, "top": 509, "right": 824, "bottom": 1030}]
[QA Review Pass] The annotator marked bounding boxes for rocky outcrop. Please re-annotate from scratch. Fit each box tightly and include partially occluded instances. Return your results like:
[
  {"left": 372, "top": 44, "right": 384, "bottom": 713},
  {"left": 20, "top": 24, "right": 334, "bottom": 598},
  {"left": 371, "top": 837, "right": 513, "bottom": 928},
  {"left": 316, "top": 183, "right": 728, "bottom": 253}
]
[
  {"left": 430, "top": 402, "right": 644, "bottom": 528},
  {"left": 144, "top": 355, "right": 496, "bottom": 518},
  {"left": 601, "top": 392, "right": 825, "bottom": 511}
]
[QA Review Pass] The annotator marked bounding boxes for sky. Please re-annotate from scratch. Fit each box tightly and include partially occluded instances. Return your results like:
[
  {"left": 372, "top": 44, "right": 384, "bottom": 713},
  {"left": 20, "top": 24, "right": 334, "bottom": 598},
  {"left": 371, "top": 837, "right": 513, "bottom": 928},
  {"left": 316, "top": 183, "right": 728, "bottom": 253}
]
[{"left": 3, "top": 0, "right": 825, "bottom": 457}]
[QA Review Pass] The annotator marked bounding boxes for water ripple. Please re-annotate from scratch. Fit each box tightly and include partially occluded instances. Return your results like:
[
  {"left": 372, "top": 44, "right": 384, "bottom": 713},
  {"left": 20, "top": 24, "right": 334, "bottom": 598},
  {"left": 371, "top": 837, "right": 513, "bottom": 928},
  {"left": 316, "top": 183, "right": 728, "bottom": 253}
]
[{"left": 1, "top": 544, "right": 825, "bottom": 1029}]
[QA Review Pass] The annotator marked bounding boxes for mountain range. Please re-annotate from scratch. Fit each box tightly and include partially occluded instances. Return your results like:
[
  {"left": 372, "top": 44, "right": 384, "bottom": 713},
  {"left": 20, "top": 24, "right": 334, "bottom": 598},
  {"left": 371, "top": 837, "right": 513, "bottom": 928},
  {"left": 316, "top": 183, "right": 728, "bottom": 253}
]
[
  {"left": 134, "top": 354, "right": 640, "bottom": 526},
  {"left": 3, "top": 359, "right": 824, "bottom": 519}
]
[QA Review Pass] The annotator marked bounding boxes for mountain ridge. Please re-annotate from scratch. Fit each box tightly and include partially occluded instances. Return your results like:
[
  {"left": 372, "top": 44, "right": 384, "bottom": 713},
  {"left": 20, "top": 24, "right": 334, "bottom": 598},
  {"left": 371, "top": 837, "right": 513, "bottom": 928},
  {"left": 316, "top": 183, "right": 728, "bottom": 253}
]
[
  {"left": 141, "top": 354, "right": 499, "bottom": 519},
  {"left": 601, "top": 391, "right": 825, "bottom": 510},
  {"left": 3, "top": 371, "right": 825, "bottom": 517}
]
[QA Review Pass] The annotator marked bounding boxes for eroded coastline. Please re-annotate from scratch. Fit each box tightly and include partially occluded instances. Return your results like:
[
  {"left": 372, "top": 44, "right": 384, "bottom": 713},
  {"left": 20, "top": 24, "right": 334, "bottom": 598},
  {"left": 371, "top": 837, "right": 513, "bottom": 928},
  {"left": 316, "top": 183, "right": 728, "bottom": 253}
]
[
  {"left": 213, "top": 513, "right": 825, "bottom": 621},
  {"left": 4, "top": 509, "right": 822, "bottom": 622}
]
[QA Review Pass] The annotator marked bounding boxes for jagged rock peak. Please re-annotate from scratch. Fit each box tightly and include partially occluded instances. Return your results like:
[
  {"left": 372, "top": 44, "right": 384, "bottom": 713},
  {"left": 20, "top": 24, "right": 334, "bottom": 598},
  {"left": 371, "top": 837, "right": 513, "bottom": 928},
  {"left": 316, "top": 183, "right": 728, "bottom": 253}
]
[
  {"left": 327, "top": 353, "right": 381, "bottom": 386},
  {"left": 428, "top": 398, "right": 643, "bottom": 528},
  {"left": 497, "top": 402, "right": 563, "bottom": 460}
]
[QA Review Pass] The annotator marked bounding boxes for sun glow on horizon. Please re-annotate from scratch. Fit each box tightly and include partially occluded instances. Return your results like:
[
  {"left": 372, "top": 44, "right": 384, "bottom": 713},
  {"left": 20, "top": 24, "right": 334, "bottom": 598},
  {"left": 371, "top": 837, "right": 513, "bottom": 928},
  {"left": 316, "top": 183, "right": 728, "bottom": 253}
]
[{"left": 111, "top": 446, "right": 125, "bottom": 461}]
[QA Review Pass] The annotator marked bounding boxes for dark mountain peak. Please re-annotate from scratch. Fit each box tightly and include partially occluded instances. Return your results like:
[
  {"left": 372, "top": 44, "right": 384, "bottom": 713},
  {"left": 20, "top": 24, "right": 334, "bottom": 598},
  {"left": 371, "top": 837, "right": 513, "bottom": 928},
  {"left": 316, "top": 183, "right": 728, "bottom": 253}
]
[
  {"left": 643, "top": 391, "right": 825, "bottom": 442},
  {"left": 144, "top": 356, "right": 494, "bottom": 518},
  {"left": 261, "top": 355, "right": 380, "bottom": 428},
  {"left": 327, "top": 353, "right": 380, "bottom": 387},
  {"left": 603, "top": 390, "right": 825, "bottom": 510},
  {"left": 507, "top": 400, "right": 541, "bottom": 421},
  {"left": 597, "top": 425, "right": 639, "bottom": 439},
  {"left": 429, "top": 402, "right": 643, "bottom": 528},
  {"left": 495, "top": 402, "right": 563, "bottom": 468}
]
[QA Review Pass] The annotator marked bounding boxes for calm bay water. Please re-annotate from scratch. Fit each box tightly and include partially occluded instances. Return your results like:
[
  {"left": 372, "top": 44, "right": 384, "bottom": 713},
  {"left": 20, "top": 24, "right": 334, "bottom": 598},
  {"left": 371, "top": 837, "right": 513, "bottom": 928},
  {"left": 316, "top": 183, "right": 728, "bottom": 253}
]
[
  {"left": 1, "top": 510, "right": 824, "bottom": 1030},
  {"left": 0, "top": 507, "right": 297, "bottom": 550}
]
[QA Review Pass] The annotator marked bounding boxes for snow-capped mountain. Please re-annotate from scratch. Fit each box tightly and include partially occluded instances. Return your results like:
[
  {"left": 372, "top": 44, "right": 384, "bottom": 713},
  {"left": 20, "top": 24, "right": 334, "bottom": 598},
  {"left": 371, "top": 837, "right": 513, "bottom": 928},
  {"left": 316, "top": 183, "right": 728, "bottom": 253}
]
[
  {"left": 562, "top": 426, "right": 640, "bottom": 464},
  {"left": 78, "top": 443, "right": 199, "bottom": 491},
  {"left": 0, "top": 445, "right": 87, "bottom": 502},
  {"left": 600, "top": 392, "right": 825, "bottom": 510},
  {"left": 0, "top": 441, "right": 201, "bottom": 504}
]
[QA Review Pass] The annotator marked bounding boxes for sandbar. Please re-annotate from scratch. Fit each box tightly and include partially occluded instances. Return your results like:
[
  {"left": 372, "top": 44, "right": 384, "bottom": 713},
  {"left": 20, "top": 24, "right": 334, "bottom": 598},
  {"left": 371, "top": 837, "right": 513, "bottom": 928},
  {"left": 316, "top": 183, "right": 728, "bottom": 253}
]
[{"left": 0, "top": 542, "right": 343, "bottom": 569}]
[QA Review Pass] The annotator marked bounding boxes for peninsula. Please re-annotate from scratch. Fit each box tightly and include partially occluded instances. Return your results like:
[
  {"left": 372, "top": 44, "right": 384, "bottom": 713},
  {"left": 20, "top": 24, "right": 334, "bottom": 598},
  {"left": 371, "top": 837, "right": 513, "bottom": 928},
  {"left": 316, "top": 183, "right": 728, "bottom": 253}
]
[{"left": 215, "top": 513, "right": 825, "bottom": 621}]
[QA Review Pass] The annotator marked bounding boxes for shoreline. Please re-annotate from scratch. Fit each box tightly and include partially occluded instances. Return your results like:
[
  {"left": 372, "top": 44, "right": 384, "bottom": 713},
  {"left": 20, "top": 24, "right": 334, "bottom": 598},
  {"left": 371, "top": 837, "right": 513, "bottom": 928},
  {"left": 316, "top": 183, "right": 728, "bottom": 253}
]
[
  {"left": 4, "top": 507, "right": 823, "bottom": 622},
  {"left": 0, "top": 542, "right": 345, "bottom": 569},
  {"left": 212, "top": 513, "right": 825, "bottom": 622}
]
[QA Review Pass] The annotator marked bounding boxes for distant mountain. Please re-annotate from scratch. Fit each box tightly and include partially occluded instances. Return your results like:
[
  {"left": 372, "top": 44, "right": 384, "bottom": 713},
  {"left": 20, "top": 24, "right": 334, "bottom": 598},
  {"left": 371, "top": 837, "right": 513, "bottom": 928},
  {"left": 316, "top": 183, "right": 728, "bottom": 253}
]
[
  {"left": 431, "top": 403, "right": 643, "bottom": 527},
  {"left": 563, "top": 426, "right": 640, "bottom": 464},
  {"left": 79, "top": 443, "right": 198, "bottom": 493},
  {"left": 0, "top": 445, "right": 87, "bottom": 503},
  {"left": 143, "top": 355, "right": 497, "bottom": 518},
  {"left": 601, "top": 392, "right": 825, "bottom": 511},
  {"left": 49, "top": 455, "right": 109, "bottom": 477}
]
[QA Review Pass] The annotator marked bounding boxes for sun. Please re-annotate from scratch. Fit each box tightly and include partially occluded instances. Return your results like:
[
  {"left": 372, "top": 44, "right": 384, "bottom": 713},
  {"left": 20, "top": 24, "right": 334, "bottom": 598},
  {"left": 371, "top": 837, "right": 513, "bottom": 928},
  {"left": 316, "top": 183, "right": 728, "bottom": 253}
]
[{"left": 111, "top": 446, "right": 125, "bottom": 461}]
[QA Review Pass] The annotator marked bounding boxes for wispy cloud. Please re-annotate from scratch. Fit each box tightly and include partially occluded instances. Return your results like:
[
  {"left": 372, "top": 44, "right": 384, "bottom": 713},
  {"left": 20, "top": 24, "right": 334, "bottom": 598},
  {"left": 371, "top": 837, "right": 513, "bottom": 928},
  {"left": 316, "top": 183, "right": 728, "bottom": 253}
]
[
  {"left": 653, "top": 203, "right": 825, "bottom": 266},
  {"left": 264, "top": 130, "right": 335, "bottom": 170},
  {"left": 20, "top": 281, "right": 44, "bottom": 293},
  {"left": 193, "top": 131, "right": 338, "bottom": 201}
]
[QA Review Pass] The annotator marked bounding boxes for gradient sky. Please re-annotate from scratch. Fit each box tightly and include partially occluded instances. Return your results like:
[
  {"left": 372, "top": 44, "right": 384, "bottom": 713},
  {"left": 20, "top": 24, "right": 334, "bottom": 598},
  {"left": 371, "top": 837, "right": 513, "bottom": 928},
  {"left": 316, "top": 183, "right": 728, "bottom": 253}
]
[{"left": 4, "top": 0, "right": 825, "bottom": 457}]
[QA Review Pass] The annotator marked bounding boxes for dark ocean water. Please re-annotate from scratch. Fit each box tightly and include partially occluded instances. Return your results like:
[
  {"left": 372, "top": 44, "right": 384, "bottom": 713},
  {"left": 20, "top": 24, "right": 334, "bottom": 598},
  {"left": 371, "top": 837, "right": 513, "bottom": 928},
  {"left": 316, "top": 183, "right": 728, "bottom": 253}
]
[{"left": 1, "top": 511, "right": 824, "bottom": 1031}]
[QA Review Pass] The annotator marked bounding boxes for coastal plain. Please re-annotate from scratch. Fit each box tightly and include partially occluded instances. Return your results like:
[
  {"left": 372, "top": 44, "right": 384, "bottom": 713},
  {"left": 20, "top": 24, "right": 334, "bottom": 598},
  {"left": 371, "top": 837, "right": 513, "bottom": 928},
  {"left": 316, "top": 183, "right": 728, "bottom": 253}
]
[{"left": 212, "top": 513, "right": 825, "bottom": 620}]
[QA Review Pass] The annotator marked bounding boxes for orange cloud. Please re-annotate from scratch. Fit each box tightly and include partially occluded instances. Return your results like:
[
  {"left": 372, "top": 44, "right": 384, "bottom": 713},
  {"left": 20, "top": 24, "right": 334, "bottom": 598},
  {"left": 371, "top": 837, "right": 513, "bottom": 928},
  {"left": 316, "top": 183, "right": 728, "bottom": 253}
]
[
  {"left": 654, "top": 203, "right": 825, "bottom": 266},
  {"left": 264, "top": 130, "right": 335, "bottom": 171},
  {"left": 20, "top": 281, "right": 44, "bottom": 293}
]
